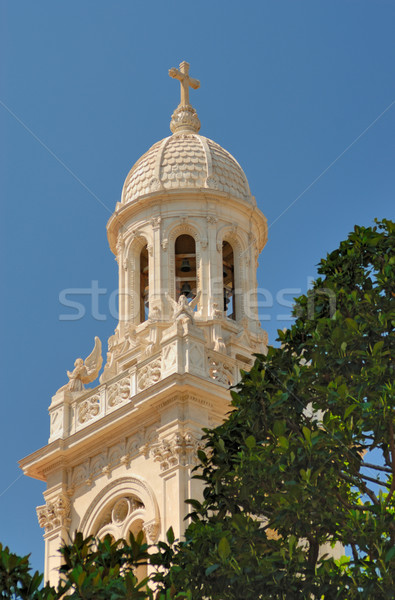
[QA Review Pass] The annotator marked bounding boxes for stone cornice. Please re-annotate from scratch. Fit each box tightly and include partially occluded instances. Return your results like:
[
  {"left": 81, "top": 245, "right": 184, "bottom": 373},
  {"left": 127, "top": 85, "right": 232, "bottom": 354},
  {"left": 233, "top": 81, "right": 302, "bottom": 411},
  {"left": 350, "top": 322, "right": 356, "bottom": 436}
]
[
  {"left": 19, "top": 374, "right": 229, "bottom": 482},
  {"left": 107, "top": 188, "right": 267, "bottom": 255}
]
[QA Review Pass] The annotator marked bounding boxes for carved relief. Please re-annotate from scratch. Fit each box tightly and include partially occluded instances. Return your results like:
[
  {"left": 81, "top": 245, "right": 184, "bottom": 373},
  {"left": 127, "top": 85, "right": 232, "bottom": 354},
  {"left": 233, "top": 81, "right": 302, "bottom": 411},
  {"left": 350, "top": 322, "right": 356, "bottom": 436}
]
[
  {"left": 37, "top": 493, "right": 71, "bottom": 533},
  {"left": 162, "top": 342, "right": 177, "bottom": 371},
  {"left": 137, "top": 358, "right": 161, "bottom": 391},
  {"left": 78, "top": 394, "right": 101, "bottom": 424},
  {"left": 208, "top": 356, "right": 234, "bottom": 386},
  {"left": 143, "top": 520, "right": 160, "bottom": 543},
  {"left": 107, "top": 377, "right": 130, "bottom": 408},
  {"left": 189, "top": 342, "right": 205, "bottom": 372},
  {"left": 150, "top": 216, "right": 162, "bottom": 229},
  {"left": 150, "top": 431, "right": 203, "bottom": 472},
  {"left": 50, "top": 409, "right": 62, "bottom": 436}
]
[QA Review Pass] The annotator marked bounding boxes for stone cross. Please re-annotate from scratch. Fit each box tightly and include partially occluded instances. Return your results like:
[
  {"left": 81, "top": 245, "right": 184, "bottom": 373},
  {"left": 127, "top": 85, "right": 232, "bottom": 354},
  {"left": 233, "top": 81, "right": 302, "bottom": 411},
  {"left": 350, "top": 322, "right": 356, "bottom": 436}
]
[{"left": 169, "top": 61, "right": 200, "bottom": 107}]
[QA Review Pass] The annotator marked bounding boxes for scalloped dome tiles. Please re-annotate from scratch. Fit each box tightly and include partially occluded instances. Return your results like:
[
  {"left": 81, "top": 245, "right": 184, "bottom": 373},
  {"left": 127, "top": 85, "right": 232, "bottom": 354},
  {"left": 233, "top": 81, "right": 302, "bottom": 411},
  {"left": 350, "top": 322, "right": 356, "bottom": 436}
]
[{"left": 121, "top": 133, "right": 253, "bottom": 204}]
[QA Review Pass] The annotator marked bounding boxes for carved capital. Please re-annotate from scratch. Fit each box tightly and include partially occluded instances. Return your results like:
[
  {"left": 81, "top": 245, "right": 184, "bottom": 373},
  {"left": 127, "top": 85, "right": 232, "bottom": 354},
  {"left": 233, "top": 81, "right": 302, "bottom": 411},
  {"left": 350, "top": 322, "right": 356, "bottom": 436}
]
[
  {"left": 37, "top": 493, "right": 71, "bottom": 534},
  {"left": 150, "top": 216, "right": 162, "bottom": 229},
  {"left": 143, "top": 519, "right": 160, "bottom": 543}
]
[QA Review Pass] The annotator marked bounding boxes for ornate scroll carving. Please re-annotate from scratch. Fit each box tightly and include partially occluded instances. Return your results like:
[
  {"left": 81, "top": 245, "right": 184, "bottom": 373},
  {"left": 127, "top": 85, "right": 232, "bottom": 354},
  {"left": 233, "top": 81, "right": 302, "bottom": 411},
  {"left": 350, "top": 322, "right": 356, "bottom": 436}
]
[
  {"left": 137, "top": 358, "right": 161, "bottom": 391},
  {"left": 78, "top": 394, "right": 101, "bottom": 424},
  {"left": 107, "top": 377, "right": 130, "bottom": 408},
  {"left": 37, "top": 493, "right": 70, "bottom": 533}
]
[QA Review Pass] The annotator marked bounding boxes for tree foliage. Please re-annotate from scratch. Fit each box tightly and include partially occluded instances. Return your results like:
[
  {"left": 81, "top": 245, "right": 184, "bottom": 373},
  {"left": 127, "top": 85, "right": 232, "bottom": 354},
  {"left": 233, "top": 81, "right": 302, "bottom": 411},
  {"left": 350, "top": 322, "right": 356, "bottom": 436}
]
[
  {"left": 1, "top": 219, "right": 394, "bottom": 599},
  {"left": 153, "top": 219, "right": 395, "bottom": 599}
]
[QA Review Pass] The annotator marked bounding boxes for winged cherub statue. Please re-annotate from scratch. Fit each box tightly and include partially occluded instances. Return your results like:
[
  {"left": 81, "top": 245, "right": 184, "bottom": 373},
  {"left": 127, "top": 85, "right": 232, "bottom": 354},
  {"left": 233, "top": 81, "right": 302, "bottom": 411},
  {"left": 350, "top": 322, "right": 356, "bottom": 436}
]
[
  {"left": 58, "top": 337, "right": 103, "bottom": 393},
  {"left": 166, "top": 292, "right": 200, "bottom": 325}
]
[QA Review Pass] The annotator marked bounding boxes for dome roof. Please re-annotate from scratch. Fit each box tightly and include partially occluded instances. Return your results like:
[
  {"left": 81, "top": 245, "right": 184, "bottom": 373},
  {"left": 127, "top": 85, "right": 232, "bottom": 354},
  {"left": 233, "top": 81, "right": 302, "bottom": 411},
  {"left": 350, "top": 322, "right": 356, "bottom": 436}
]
[{"left": 121, "top": 132, "right": 253, "bottom": 205}]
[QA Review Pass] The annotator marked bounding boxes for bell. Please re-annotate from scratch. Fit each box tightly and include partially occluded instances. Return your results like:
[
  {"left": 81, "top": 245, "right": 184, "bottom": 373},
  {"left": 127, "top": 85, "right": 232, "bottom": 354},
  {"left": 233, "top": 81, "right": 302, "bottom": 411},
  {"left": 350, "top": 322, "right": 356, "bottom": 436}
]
[
  {"left": 181, "top": 282, "right": 191, "bottom": 296},
  {"left": 180, "top": 258, "right": 191, "bottom": 272}
]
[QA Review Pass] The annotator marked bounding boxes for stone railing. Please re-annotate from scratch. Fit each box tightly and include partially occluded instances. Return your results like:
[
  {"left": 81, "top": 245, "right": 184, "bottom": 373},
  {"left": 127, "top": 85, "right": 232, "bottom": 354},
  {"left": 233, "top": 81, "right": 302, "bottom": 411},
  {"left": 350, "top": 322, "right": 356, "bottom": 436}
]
[{"left": 48, "top": 332, "right": 250, "bottom": 443}]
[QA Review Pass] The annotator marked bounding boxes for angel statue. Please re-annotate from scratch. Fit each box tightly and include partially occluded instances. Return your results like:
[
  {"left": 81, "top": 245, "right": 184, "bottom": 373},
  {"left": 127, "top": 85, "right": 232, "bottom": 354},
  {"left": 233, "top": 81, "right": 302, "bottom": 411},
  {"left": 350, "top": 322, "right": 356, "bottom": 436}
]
[
  {"left": 166, "top": 292, "right": 200, "bottom": 325},
  {"left": 58, "top": 337, "right": 103, "bottom": 393}
]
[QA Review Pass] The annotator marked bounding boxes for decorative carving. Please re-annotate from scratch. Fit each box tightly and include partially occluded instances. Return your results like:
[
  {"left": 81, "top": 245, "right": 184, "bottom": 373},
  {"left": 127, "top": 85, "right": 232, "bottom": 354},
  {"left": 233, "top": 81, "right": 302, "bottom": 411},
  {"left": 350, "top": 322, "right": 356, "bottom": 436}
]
[
  {"left": 96, "top": 496, "right": 145, "bottom": 536},
  {"left": 166, "top": 292, "right": 200, "bottom": 325},
  {"left": 50, "top": 409, "right": 62, "bottom": 436},
  {"left": 149, "top": 178, "right": 162, "bottom": 192},
  {"left": 108, "top": 377, "right": 130, "bottom": 408},
  {"left": 206, "top": 176, "right": 220, "bottom": 190},
  {"left": 189, "top": 342, "right": 205, "bottom": 372},
  {"left": 206, "top": 215, "right": 218, "bottom": 224},
  {"left": 208, "top": 357, "right": 234, "bottom": 386},
  {"left": 37, "top": 493, "right": 70, "bottom": 533},
  {"left": 137, "top": 358, "right": 161, "bottom": 391},
  {"left": 150, "top": 216, "right": 162, "bottom": 228},
  {"left": 150, "top": 431, "right": 203, "bottom": 472},
  {"left": 78, "top": 394, "right": 100, "bottom": 424},
  {"left": 161, "top": 238, "right": 168, "bottom": 251},
  {"left": 147, "top": 244, "right": 153, "bottom": 257},
  {"left": 58, "top": 337, "right": 103, "bottom": 393},
  {"left": 200, "top": 237, "right": 208, "bottom": 249},
  {"left": 213, "top": 336, "right": 227, "bottom": 354},
  {"left": 143, "top": 520, "right": 160, "bottom": 543},
  {"left": 162, "top": 342, "right": 177, "bottom": 371}
]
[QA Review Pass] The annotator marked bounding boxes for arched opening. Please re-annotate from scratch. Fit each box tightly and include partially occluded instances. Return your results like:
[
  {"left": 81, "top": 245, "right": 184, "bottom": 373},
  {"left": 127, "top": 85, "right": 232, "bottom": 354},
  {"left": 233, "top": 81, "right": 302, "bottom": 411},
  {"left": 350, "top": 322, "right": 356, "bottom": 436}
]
[
  {"left": 175, "top": 234, "right": 196, "bottom": 301},
  {"left": 94, "top": 497, "right": 148, "bottom": 584},
  {"left": 140, "top": 245, "right": 149, "bottom": 323},
  {"left": 223, "top": 241, "right": 235, "bottom": 320},
  {"left": 128, "top": 519, "right": 148, "bottom": 583}
]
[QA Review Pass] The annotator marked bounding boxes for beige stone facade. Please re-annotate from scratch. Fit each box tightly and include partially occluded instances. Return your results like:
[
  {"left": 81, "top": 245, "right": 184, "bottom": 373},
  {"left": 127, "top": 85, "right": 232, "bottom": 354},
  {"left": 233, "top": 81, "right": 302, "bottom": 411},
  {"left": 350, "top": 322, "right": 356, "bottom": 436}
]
[{"left": 20, "top": 62, "right": 268, "bottom": 585}]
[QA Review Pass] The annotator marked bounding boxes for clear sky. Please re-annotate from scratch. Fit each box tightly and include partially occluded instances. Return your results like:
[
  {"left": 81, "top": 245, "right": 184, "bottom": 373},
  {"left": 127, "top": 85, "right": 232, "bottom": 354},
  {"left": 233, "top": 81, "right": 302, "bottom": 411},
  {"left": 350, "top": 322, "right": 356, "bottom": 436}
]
[{"left": 1, "top": 0, "right": 394, "bottom": 576}]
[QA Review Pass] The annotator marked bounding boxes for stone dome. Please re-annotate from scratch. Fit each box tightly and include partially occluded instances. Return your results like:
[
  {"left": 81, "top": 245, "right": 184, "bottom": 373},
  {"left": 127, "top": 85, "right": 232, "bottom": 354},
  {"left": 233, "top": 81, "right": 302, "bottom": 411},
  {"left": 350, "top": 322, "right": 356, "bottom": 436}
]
[{"left": 121, "top": 132, "right": 253, "bottom": 204}]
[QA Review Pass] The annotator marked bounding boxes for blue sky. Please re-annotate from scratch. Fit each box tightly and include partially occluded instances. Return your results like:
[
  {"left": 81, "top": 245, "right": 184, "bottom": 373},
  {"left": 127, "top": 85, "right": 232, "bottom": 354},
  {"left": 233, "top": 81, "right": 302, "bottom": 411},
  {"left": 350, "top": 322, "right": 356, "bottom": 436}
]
[{"left": 1, "top": 0, "right": 394, "bottom": 576}]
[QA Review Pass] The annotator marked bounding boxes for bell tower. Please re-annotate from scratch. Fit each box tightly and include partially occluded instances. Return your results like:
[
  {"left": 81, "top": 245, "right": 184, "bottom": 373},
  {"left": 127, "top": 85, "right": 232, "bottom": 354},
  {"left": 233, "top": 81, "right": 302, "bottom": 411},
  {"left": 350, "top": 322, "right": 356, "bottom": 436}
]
[{"left": 20, "top": 62, "right": 268, "bottom": 585}]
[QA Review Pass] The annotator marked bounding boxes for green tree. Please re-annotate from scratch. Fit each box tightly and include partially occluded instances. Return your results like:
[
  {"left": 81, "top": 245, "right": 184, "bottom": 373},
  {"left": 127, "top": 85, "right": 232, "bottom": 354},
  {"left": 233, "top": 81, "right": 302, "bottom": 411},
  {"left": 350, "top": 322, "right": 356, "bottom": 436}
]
[
  {"left": 153, "top": 219, "right": 395, "bottom": 599},
  {"left": 0, "top": 533, "right": 155, "bottom": 600}
]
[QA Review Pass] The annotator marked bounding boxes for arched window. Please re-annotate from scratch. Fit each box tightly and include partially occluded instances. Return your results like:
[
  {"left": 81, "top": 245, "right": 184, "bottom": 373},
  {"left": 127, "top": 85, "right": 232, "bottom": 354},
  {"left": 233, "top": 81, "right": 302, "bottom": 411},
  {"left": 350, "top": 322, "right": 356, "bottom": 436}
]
[
  {"left": 223, "top": 241, "right": 235, "bottom": 320},
  {"left": 140, "top": 245, "right": 149, "bottom": 323},
  {"left": 175, "top": 234, "right": 196, "bottom": 300},
  {"left": 95, "top": 497, "right": 148, "bottom": 584}
]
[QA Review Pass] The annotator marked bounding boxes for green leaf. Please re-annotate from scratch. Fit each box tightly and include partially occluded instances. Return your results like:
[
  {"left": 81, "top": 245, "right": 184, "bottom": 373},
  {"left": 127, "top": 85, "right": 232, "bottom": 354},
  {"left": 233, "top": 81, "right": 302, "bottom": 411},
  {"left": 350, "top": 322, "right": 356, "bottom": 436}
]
[
  {"left": 166, "top": 527, "right": 175, "bottom": 545},
  {"left": 245, "top": 435, "right": 256, "bottom": 449},
  {"left": 205, "top": 563, "right": 220, "bottom": 576},
  {"left": 302, "top": 426, "right": 311, "bottom": 443},
  {"left": 218, "top": 537, "right": 231, "bottom": 560}
]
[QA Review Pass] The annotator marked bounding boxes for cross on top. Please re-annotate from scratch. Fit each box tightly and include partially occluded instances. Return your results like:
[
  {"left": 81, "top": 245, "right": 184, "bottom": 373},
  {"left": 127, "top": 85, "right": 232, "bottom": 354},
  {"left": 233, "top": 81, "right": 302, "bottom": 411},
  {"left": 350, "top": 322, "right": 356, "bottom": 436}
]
[{"left": 169, "top": 61, "right": 200, "bottom": 107}]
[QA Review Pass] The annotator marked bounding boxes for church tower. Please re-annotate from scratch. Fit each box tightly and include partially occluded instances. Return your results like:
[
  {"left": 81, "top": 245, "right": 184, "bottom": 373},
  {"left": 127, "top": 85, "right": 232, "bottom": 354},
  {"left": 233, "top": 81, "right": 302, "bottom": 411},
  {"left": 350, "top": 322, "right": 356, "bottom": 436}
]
[{"left": 20, "top": 62, "right": 268, "bottom": 585}]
